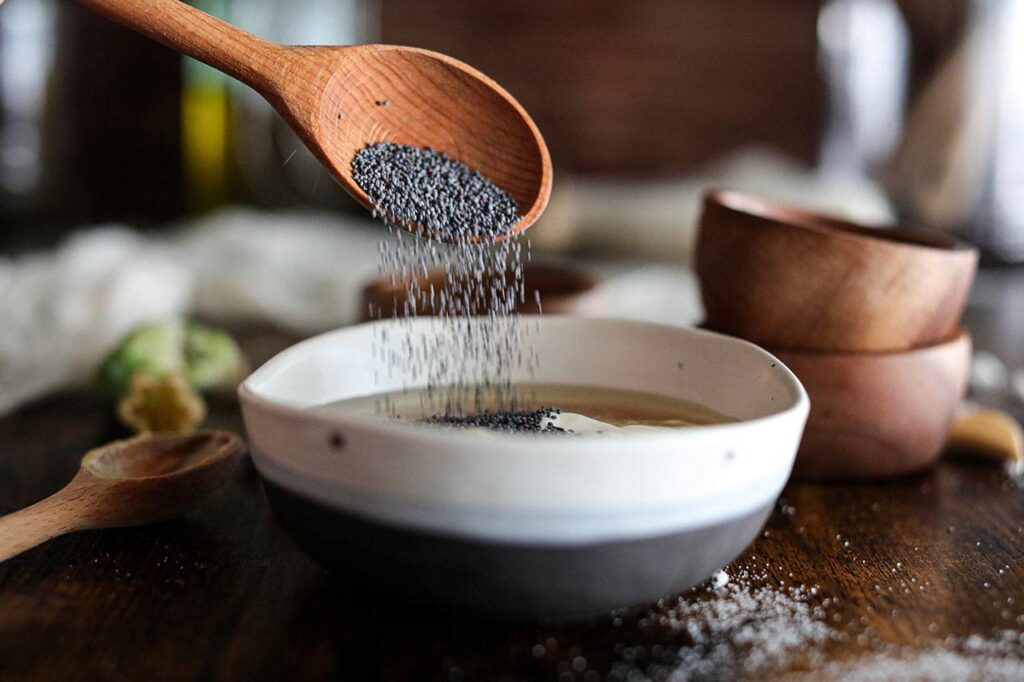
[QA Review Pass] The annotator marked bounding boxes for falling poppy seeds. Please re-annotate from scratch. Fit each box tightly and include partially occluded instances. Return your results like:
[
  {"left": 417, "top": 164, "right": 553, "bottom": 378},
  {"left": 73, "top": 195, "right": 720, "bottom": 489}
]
[{"left": 354, "top": 141, "right": 538, "bottom": 424}]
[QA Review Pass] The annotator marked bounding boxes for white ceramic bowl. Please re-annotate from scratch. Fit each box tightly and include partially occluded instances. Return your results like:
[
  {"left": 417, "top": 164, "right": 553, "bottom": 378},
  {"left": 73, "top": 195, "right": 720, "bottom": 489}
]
[{"left": 239, "top": 316, "right": 808, "bottom": 618}]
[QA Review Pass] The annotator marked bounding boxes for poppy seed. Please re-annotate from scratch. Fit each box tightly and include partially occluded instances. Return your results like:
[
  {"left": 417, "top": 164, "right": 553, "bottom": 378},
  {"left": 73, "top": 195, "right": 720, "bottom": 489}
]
[{"left": 352, "top": 142, "right": 521, "bottom": 241}]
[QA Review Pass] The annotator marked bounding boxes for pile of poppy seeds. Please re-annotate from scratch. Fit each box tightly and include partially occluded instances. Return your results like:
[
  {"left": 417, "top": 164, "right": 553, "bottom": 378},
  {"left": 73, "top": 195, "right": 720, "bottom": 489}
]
[
  {"left": 425, "top": 407, "right": 569, "bottom": 434},
  {"left": 352, "top": 142, "right": 520, "bottom": 242},
  {"left": 352, "top": 141, "right": 543, "bottom": 427}
]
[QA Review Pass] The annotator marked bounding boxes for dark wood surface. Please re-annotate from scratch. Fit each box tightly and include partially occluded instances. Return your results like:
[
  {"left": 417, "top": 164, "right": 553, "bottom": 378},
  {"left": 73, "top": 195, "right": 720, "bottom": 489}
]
[{"left": 2, "top": 269, "right": 1023, "bottom": 681}]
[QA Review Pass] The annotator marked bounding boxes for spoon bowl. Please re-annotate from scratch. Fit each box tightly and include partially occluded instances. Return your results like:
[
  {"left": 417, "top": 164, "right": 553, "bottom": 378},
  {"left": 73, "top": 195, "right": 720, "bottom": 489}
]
[
  {"left": 0, "top": 431, "right": 244, "bottom": 563},
  {"left": 82, "top": 431, "right": 241, "bottom": 480},
  {"left": 304, "top": 45, "right": 552, "bottom": 236},
  {"left": 74, "top": 0, "right": 552, "bottom": 240}
]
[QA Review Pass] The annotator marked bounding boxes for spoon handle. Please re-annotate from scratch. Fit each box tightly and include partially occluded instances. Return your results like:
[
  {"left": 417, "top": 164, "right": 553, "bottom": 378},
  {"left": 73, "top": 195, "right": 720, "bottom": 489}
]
[
  {"left": 71, "top": 0, "right": 288, "bottom": 93},
  {"left": 0, "top": 480, "right": 92, "bottom": 563}
]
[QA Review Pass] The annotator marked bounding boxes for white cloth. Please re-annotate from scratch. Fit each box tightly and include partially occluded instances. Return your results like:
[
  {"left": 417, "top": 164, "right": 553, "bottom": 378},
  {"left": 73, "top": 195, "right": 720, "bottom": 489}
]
[{"left": 0, "top": 208, "right": 383, "bottom": 415}]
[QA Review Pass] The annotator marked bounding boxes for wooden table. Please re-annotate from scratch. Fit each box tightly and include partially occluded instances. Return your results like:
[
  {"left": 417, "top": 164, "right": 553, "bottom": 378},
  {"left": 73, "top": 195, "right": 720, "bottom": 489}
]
[{"left": 2, "top": 270, "right": 1023, "bottom": 681}]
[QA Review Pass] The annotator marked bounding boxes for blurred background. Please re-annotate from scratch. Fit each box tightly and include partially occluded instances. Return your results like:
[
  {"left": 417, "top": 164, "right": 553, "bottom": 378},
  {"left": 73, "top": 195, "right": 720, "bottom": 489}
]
[
  {"left": 4, "top": 0, "right": 1024, "bottom": 257},
  {"left": 2, "top": 0, "right": 1024, "bottom": 412}
]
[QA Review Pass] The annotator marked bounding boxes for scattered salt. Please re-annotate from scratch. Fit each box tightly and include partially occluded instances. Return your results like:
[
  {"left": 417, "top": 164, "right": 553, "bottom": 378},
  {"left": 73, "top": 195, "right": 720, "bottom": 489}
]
[
  {"left": 606, "top": 565, "right": 835, "bottom": 680},
  {"left": 784, "top": 638, "right": 1024, "bottom": 682}
]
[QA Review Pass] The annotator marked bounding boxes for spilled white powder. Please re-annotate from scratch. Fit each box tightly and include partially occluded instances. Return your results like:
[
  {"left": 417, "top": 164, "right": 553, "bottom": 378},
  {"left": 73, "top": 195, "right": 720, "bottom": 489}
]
[
  {"left": 609, "top": 580, "right": 1024, "bottom": 681},
  {"left": 602, "top": 537, "right": 1024, "bottom": 681},
  {"left": 608, "top": 566, "right": 836, "bottom": 681},
  {"left": 781, "top": 633, "right": 1024, "bottom": 682}
]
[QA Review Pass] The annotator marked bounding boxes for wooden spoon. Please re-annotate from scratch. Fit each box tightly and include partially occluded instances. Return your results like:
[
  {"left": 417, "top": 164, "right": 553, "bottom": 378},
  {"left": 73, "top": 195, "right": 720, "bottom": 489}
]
[
  {"left": 0, "top": 431, "right": 244, "bottom": 563},
  {"left": 72, "top": 0, "right": 552, "bottom": 240}
]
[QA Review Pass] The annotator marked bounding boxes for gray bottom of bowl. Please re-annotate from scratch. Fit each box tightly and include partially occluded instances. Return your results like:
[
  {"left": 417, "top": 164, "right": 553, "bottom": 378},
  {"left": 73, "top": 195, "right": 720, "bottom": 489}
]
[{"left": 263, "top": 480, "right": 773, "bottom": 620}]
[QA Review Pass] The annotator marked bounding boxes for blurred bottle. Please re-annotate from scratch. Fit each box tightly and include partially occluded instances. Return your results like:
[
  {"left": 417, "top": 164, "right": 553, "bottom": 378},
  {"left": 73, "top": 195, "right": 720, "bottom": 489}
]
[
  {"left": 970, "top": 0, "right": 1024, "bottom": 262},
  {"left": 0, "top": 0, "right": 375, "bottom": 244},
  {"left": 969, "top": 0, "right": 1024, "bottom": 263},
  {"left": 182, "top": 0, "right": 231, "bottom": 213},
  {"left": 888, "top": 0, "right": 1024, "bottom": 264},
  {"left": 821, "top": 0, "right": 1024, "bottom": 263},
  {"left": 0, "top": 0, "right": 184, "bottom": 244},
  {"left": 194, "top": 0, "right": 376, "bottom": 211},
  {"left": 0, "top": 0, "right": 56, "bottom": 235},
  {"left": 817, "top": 0, "right": 910, "bottom": 177}
]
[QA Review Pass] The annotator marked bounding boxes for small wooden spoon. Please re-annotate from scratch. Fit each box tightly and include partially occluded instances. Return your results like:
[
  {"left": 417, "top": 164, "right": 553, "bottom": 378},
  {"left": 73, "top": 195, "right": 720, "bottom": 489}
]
[
  {"left": 0, "top": 431, "right": 244, "bottom": 563},
  {"left": 72, "top": 0, "right": 552, "bottom": 240}
]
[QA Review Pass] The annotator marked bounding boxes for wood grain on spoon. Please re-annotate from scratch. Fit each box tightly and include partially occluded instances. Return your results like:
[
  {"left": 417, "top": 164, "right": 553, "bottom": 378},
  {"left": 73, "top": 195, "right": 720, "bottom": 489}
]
[
  {"left": 0, "top": 432, "right": 244, "bottom": 563},
  {"left": 71, "top": 0, "right": 552, "bottom": 240}
]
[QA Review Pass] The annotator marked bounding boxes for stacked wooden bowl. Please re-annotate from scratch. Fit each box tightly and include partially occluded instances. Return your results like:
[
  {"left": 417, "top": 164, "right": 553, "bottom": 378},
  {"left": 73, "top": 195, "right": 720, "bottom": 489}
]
[{"left": 696, "top": 190, "right": 979, "bottom": 479}]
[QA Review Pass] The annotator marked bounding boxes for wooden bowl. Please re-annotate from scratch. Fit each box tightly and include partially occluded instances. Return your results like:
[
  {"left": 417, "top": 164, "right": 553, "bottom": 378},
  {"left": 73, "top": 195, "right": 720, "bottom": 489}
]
[
  {"left": 772, "top": 330, "right": 971, "bottom": 479},
  {"left": 696, "top": 190, "right": 978, "bottom": 352},
  {"left": 361, "top": 262, "right": 604, "bottom": 321}
]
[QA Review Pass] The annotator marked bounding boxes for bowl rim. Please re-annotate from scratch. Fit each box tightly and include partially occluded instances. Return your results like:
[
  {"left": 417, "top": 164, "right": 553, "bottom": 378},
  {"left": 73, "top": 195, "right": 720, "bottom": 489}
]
[
  {"left": 239, "top": 315, "right": 810, "bottom": 450},
  {"left": 704, "top": 188, "right": 976, "bottom": 255}
]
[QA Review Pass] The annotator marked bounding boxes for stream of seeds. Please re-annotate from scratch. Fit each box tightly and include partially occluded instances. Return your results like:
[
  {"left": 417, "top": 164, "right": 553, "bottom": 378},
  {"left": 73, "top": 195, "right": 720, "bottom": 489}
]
[{"left": 353, "top": 142, "right": 538, "bottom": 419}]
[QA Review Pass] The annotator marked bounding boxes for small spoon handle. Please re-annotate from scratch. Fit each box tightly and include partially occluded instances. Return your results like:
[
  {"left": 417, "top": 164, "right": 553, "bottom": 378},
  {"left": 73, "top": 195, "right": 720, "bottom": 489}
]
[
  {"left": 72, "top": 0, "right": 288, "bottom": 93},
  {"left": 0, "top": 478, "right": 92, "bottom": 563}
]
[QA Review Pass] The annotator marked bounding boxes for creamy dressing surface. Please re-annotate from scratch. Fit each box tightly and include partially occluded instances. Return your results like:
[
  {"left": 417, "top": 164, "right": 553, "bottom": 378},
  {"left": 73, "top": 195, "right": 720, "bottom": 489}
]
[{"left": 318, "top": 383, "right": 735, "bottom": 434}]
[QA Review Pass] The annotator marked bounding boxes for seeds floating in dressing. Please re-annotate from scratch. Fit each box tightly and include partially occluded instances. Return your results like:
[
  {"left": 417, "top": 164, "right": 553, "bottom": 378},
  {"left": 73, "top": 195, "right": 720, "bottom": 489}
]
[{"left": 320, "top": 383, "right": 735, "bottom": 435}]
